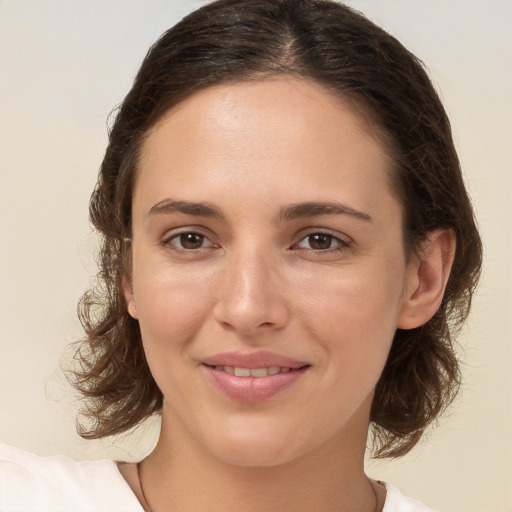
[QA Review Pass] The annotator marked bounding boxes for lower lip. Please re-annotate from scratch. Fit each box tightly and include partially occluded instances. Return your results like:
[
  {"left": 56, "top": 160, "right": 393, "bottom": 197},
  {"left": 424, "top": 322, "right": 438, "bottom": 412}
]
[{"left": 203, "top": 365, "right": 309, "bottom": 403}]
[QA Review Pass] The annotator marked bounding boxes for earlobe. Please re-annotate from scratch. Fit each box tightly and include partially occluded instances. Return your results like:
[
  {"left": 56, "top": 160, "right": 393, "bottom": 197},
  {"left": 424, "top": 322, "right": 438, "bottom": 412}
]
[
  {"left": 397, "top": 229, "right": 456, "bottom": 330},
  {"left": 123, "top": 276, "right": 138, "bottom": 319}
]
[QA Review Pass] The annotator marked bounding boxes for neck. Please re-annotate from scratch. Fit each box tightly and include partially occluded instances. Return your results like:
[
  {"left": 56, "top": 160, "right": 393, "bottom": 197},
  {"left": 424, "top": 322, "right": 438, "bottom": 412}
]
[{"left": 139, "top": 410, "right": 378, "bottom": 512}]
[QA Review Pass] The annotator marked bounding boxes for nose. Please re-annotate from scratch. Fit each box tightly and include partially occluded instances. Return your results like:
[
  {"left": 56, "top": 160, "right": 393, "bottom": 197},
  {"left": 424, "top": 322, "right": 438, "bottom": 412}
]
[{"left": 213, "top": 250, "right": 289, "bottom": 336}]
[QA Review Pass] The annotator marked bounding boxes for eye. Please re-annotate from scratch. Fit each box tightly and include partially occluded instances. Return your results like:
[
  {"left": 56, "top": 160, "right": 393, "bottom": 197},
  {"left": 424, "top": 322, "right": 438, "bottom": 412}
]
[
  {"left": 163, "top": 231, "right": 217, "bottom": 251},
  {"left": 294, "top": 232, "right": 351, "bottom": 251}
]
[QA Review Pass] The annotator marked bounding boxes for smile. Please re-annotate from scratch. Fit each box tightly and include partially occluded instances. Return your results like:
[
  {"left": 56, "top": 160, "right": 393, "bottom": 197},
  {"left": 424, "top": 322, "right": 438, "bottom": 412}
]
[
  {"left": 211, "top": 366, "right": 292, "bottom": 377},
  {"left": 203, "top": 363, "right": 310, "bottom": 403}
]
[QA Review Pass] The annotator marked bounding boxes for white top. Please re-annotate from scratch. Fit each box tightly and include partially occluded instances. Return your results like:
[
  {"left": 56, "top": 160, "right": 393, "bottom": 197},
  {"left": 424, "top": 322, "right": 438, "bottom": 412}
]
[{"left": 0, "top": 443, "right": 435, "bottom": 511}]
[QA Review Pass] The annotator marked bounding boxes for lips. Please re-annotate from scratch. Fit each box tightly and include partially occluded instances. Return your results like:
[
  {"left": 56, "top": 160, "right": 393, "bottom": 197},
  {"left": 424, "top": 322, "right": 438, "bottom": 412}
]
[
  {"left": 212, "top": 365, "right": 290, "bottom": 377},
  {"left": 202, "top": 350, "right": 308, "bottom": 370},
  {"left": 201, "top": 351, "right": 310, "bottom": 403}
]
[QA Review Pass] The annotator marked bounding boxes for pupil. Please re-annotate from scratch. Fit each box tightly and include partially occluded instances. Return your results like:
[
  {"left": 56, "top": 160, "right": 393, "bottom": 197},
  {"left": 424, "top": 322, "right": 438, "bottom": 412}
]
[
  {"left": 309, "top": 234, "right": 332, "bottom": 250},
  {"left": 181, "top": 233, "right": 204, "bottom": 249}
]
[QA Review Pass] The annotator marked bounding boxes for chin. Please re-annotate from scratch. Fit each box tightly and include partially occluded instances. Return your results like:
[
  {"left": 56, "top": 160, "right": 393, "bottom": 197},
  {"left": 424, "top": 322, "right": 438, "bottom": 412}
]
[{"left": 200, "top": 419, "right": 312, "bottom": 469}]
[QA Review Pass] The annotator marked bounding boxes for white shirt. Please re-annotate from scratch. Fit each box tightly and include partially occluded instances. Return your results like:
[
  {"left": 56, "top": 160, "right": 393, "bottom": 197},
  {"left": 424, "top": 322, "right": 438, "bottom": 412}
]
[{"left": 0, "top": 443, "right": 435, "bottom": 511}]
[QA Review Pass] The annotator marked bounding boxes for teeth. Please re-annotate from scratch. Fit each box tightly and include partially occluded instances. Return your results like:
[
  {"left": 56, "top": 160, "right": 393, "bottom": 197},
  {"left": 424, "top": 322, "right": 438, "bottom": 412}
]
[
  {"left": 250, "top": 367, "right": 268, "bottom": 377},
  {"left": 217, "top": 366, "right": 292, "bottom": 377},
  {"left": 233, "top": 367, "right": 251, "bottom": 377}
]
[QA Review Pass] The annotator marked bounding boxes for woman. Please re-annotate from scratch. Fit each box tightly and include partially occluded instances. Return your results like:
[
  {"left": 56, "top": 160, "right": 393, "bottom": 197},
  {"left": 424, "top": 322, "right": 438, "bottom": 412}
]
[{"left": 0, "top": 0, "right": 482, "bottom": 510}]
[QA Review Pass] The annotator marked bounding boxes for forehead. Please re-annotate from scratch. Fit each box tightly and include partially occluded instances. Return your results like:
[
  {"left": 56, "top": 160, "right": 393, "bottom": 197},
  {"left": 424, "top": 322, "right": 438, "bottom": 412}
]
[
  {"left": 144, "top": 77, "right": 386, "bottom": 158},
  {"left": 134, "top": 77, "right": 398, "bottom": 221}
]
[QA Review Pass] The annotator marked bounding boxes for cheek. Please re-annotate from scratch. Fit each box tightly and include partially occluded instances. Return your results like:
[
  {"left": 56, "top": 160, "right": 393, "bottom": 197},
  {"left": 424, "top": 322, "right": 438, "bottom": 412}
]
[
  {"left": 290, "top": 257, "right": 405, "bottom": 361},
  {"left": 132, "top": 260, "right": 218, "bottom": 357},
  {"left": 285, "top": 264, "right": 405, "bottom": 428}
]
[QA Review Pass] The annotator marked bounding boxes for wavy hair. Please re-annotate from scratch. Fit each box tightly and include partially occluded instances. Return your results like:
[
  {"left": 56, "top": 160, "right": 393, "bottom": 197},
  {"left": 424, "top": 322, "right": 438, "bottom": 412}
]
[{"left": 70, "top": 0, "right": 482, "bottom": 458}]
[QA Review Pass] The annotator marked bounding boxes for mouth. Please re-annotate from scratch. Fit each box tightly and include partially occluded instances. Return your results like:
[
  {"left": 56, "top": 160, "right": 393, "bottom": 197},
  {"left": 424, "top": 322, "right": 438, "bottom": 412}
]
[
  {"left": 205, "top": 365, "right": 305, "bottom": 377},
  {"left": 202, "top": 357, "right": 311, "bottom": 403},
  {"left": 202, "top": 350, "right": 309, "bottom": 371}
]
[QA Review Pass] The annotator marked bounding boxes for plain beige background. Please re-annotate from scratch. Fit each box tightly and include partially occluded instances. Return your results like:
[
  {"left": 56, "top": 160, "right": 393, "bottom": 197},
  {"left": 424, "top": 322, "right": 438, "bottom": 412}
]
[{"left": 0, "top": 1, "right": 510, "bottom": 511}]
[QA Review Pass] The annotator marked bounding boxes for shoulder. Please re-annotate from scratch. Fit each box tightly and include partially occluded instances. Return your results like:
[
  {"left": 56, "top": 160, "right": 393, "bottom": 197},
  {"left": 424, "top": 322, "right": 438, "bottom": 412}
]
[
  {"left": 382, "top": 481, "right": 438, "bottom": 512},
  {"left": 0, "top": 443, "right": 143, "bottom": 512}
]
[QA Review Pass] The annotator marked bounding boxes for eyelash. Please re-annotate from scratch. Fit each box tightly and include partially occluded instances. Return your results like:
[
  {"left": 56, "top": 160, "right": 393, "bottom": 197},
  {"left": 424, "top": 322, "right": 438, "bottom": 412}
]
[
  {"left": 162, "top": 230, "right": 218, "bottom": 252},
  {"left": 291, "top": 232, "right": 351, "bottom": 253},
  {"left": 161, "top": 229, "right": 351, "bottom": 255}
]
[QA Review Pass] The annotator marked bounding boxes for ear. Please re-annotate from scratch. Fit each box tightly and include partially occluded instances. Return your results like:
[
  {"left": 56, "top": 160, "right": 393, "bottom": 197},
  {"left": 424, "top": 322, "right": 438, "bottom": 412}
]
[
  {"left": 397, "top": 228, "right": 456, "bottom": 330},
  {"left": 122, "top": 276, "right": 138, "bottom": 319}
]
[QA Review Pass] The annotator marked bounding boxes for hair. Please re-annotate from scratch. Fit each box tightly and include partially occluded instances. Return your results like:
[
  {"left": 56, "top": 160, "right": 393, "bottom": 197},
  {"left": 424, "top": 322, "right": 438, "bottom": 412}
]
[{"left": 70, "top": 0, "right": 482, "bottom": 458}]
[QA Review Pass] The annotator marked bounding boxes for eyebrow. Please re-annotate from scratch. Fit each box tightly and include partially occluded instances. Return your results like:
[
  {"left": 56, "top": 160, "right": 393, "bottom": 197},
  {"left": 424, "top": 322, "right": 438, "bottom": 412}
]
[
  {"left": 148, "top": 198, "right": 224, "bottom": 219},
  {"left": 147, "top": 198, "right": 371, "bottom": 223},
  {"left": 279, "top": 201, "right": 372, "bottom": 222}
]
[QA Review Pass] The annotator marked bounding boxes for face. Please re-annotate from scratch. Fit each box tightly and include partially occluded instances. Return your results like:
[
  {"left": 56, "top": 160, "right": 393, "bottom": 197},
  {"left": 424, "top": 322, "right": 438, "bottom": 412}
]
[{"left": 126, "top": 77, "right": 414, "bottom": 467}]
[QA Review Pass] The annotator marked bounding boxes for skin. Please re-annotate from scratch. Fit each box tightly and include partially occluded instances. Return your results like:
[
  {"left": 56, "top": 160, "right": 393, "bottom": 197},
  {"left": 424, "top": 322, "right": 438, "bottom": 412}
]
[{"left": 123, "top": 77, "right": 455, "bottom": 511}]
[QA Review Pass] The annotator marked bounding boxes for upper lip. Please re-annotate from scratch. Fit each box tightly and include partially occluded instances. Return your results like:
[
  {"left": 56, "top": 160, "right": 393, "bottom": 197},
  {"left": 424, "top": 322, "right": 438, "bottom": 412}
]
[{"left": 202, "top": 350, "right": 309, "bottom": 369}]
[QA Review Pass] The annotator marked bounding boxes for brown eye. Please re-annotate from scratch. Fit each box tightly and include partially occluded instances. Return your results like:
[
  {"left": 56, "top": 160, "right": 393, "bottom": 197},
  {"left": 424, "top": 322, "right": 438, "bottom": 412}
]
[
  {"left": 164, "top": 231, "right": 210, "bottom": 250},
  {"left": 294, "top": 232, "right": 350, "bottom": 252},
  {"left": 178, "top": 232, "right": 205, "bottom": 250},
  {"left": 162, "top": 230, "right": 219, "bottom": 256},
  {"left": 306, "top": 233, "right": 334, "bottom": 250}
]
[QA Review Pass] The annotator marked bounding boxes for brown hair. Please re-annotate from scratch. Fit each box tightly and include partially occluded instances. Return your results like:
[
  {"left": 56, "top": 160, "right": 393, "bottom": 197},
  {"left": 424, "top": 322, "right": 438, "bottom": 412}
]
[{"left": 71, "top": 0, "right": 482, "bottom": 458}]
